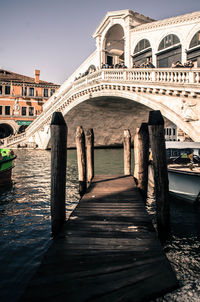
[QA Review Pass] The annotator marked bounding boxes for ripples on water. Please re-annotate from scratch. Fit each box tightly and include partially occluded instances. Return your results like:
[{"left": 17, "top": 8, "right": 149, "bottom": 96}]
[
  {"left": 0, "top": 149, "right": 79, "bottom": 302},
  {"left": 0, "top": 149, "right": 200, "bottom": 301},
  {"left": 147, "top": 187, "right": 200, "bottom": 301}
]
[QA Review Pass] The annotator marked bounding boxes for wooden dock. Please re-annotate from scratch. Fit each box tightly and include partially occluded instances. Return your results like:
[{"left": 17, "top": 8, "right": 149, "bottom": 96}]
[{"left": 21, "top": 175, "right": 178, "bottom": 302}]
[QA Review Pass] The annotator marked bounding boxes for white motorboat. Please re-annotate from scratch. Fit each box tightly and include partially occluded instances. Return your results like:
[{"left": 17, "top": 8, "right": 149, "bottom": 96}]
[
  {"left": 168, "top": 165, "right": 200, "bottom": 203},
  {"left": 166, "top": 141, "right": 200, "bottom": 203}
]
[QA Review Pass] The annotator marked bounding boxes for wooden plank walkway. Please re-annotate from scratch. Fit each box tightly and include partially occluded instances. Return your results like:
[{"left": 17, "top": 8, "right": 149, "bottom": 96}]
[{"left": 21, "top": 175, "right": 178, "bottom": 302}]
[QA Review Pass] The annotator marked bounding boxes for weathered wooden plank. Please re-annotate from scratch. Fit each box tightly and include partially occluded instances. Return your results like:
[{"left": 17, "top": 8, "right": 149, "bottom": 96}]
[{"left": 21, "top": 175, "right": 178, "bottom": 302}]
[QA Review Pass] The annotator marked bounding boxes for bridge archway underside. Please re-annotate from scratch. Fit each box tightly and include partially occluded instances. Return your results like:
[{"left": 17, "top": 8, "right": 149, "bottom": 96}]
[
  {"left": 5, "top": 69, "right": 200, "bottom": 148},
  {"left": 63, "top": 96, "right": 177, "bottom": 148}
]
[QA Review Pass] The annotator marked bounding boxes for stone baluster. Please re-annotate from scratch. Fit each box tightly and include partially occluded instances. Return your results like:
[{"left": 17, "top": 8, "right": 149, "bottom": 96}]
[{"left": 151, "top": 70, "right": 156, "bottom": 82}]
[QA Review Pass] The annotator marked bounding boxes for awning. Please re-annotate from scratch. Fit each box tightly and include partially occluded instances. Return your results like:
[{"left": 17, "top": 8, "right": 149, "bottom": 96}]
[{"left": 17, "top": 121, "right": 32, "bottom": 126}]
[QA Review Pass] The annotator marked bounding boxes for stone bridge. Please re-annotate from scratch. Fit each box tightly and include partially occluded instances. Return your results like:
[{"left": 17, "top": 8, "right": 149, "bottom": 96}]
[{"left": 3, "top": 67, "right": 200, "bottom": 149}]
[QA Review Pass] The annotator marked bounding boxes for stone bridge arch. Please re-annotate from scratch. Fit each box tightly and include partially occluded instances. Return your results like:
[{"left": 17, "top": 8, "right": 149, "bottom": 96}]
[{"left": 49, "top": 87, "right": 198, "bottom": 148}]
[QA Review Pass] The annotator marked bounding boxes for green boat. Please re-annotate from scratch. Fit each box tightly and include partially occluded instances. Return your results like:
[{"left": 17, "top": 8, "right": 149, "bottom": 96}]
[{"left": 0, "top": 148, "right": 16, "bottom": 186}]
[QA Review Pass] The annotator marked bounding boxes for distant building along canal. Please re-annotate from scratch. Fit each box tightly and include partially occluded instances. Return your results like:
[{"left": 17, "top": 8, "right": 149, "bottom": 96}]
[{"left": 0, "top": 69, "right": 59, "bottom": 140}]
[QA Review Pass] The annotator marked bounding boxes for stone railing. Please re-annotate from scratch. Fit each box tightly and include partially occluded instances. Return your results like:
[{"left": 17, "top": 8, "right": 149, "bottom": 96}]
[
  {"left": 72, "top": 68, "right": 200, "bottom": 87},
  {"left": 3, "top": 132, "right": 26, "bottom": 147},
  {"left": 3, "top": 67, "right": 200, "bottom": 147}
]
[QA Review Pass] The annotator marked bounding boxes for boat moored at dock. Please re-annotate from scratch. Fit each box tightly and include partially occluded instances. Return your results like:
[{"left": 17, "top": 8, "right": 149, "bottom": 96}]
[
  {"left": 0, "top": 148, "right": 16, "bottom": 186},
  {"left": 166, "top": 142, "right": 200, "bottom": 203},
  {"left": 168, "top": 165, "right": 200, "bottom": 203}
]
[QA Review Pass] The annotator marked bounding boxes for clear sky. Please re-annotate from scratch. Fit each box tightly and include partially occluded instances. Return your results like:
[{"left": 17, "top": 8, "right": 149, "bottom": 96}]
[{"left": 1, "top": 0, "right": 200, "bottom": 84}]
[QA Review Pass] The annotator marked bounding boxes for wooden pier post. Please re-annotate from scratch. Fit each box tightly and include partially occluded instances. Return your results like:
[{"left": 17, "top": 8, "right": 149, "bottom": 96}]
[
  {"left": 76, "top": 126, "right": 87, "bottom": 196},
  {"left": 133, "top": 128, "right": 139, "bottom": 182},
  {"left": 86, "top": 128, "right": 94, "bottom": 183},
  {"left": 135, "top": 123, "right": 149, "bottom": 199},
  {"left": 123, "top": 129, "right": 131, "bottom": 175},
  {"left": 148, "top": 110, "right": 170, "bottom": 239},
  {"left": 50, "top": 112, "right": 67, "bottom": 237}
]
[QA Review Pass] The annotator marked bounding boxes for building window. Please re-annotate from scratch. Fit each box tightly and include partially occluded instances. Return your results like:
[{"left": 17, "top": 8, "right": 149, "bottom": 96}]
[
  {"left": 50, "top": 89, "right": 55, "bottom": 96},
  {"left": 22, "top": 86, "right": 27, "bottom": 96},
  {"left": 5, "top": 106, "right": 10, "bottom": 115},
  {"left": 0, "top": 106, "right": 2, "bottom": 115},
  {"left": 43, "top": 88, "right": 48, "bottom": 97},
  {"left": 0, "top": 86, "right": 2, "bottom": 94},
  {"left": 134, "top": 39, "right": 151, "bottom": 54},
  {"left": 29, "top": 88, "right": 34, "bottom": 97},
  {"left": 21, "top": 107, "right": 27, "bottom": 116},
  {"left": 5, "top": 86, "right": 10, "bottom": 95},
  {"left": 158, "top": 34, "right": 180, "bottom": 51},
  {"left": 29, "top": 107, "right": 34, "bottom": 116},
  {"left": 189, "top": 31, "right": 200, "bottom": 49}
]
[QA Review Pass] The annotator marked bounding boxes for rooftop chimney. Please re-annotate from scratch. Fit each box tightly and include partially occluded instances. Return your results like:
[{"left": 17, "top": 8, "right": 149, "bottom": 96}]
[{"left": 35, "top": 69, "right": 40, "bottom": 83}]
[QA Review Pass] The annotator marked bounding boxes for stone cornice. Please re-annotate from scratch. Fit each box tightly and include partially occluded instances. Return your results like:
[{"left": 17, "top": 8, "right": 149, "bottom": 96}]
[
  {"left": 0, "top": 81, "right": 59, "bottom": 88},
  {"left": 92, "top": 10, "right": 133, "bottom": 38},
  {"left": 92, "top": 10, "right": 154, "bottom": 38},
  {"left": 132, "top": 11, "right": 200, "bottom": 32}
]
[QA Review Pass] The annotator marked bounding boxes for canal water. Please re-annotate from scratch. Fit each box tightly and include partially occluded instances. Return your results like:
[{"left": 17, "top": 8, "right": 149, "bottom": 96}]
[{"left": 0, "top": 149, "right": 200, "bottom": 301}]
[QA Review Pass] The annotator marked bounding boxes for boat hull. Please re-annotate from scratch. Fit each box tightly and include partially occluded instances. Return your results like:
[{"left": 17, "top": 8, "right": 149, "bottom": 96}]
[
  {"left": 0, "top": 167, "right": 13, "bottom": 186},
  {"left": 168, "top": 168, "right": 200, "bottom": 203},
  {"left": 0, "top": 149, "right": 16, "bottom": 186}
]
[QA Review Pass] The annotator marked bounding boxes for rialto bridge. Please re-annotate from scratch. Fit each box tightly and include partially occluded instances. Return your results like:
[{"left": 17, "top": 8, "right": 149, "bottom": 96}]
[{"left": 3, "top": 10, "right": 200, "bottom": 149}]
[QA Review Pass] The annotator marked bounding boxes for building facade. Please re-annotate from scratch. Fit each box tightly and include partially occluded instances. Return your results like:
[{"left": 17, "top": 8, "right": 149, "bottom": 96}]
[{"left": 0, "top": 69, "right": 59, "bottom": 138}]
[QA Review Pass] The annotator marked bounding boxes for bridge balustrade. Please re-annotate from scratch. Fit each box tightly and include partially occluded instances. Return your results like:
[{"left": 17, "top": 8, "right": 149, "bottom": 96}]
[{"left": 72, "top": 68, "right": 200, "bottom": 88}]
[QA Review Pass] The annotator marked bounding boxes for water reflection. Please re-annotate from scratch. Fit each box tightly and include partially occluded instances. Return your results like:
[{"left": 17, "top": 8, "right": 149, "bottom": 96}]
[
  {"left": 0, "top": 149, "right": 79, "bottom": 302},
  {"left": 147, "top": 185, "right": 200, "bottom": 301}
]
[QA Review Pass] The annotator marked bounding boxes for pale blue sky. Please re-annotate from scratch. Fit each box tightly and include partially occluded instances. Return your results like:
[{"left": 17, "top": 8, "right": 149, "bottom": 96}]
[{"left": 1, "top": 0, "right": 200, "bottom": 84}]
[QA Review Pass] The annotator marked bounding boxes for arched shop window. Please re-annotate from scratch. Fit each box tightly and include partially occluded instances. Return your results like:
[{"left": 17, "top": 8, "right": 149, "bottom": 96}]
[
  {"left": 134, "top": 39, "right": 150, "bottom": 53},
  {"left": 187, "top": 30, "right": 200, "bottom": 67},
  {"left": 157, "top": 34, "right": 181, "bottom": 68},
  {"left": 0, "top": 123, "right": 14, "bottom": 139},
  {"left": 158, "top": 34, "right": 180, "bottom": 51},
  {"left": 132, "top": 39, "right": 152, "bottom": 66},
  {"left": 18, "top": 125, "right": 28, "bottom": 134}
]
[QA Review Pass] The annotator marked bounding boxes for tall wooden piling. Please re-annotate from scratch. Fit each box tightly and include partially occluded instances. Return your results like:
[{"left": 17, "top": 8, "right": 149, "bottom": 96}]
[
  {"left": 50, "top": 112, "right": 67, "bottom": 237},
  {"left": 123, "top": 129, "right": 131, "bottom": 175},
  {"left": 86, "top": 128, "right": 94, "bottom": 183},
  {"left": 76, "top": 126, "right": 87, "bottom": 196},
  {"left": 135, "top": 123, "right": 149, "bottom": 199},
  {"left": 148, "top": 110, "right": 170, "bottom": 239},
  {"left": 133, "top": 128, "right": 139, "bottom": 183}
]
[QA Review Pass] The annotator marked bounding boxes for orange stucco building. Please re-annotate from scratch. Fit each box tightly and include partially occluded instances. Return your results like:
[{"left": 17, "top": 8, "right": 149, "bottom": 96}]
[{"left": 0, "top": 69, "right": 60, "bottom": 138}]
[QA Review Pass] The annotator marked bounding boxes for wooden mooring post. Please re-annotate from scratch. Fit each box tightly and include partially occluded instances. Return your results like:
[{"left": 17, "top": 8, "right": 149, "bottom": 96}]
[
  {"left": 86, "top": 128, "right": 94, "bottom": 183},
  {"left": 133, "top": 128, "right": 139, "bottom": 183},
  {"left": 123, "top": 129, "right": 131, "bottom": 175},
  {"left": 76, "top": 126, "right": 87, "bottom": 196},
  {"left": 50, "top": 112, "right": 67, "bottom": 238},
  {"left": 148, "top": 110, "right": 170, "bottom": 239},
  {"left": 134, "top": 123, "right": 149, "bottom": 199}
]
